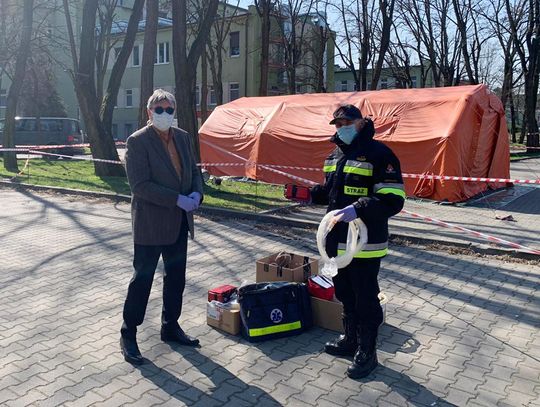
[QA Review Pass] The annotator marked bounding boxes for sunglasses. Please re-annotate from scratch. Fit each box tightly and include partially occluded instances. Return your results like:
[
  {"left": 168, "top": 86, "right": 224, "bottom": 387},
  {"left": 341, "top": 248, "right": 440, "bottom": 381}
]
[{"left": 153, "top": 106, "right": 175, "bottom": 115}]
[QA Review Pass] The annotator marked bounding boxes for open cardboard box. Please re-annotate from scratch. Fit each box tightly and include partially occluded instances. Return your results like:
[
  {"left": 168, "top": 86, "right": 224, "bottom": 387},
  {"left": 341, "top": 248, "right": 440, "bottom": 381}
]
[
  {"left": 206, "top": 302, "right": 241, "bottom": 335},
  {"left": 256, "top": 252, "right": 318, "bottom": 283},
  {"left": 311, "top": 293, "right": 388, "bottom": 332}
]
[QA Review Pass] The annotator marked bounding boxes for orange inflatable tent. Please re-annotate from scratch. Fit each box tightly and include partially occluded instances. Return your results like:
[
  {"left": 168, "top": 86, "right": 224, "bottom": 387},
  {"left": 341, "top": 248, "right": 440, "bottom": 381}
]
[{"left": 199, "top": 84, "right": 510, "bottom": 202}]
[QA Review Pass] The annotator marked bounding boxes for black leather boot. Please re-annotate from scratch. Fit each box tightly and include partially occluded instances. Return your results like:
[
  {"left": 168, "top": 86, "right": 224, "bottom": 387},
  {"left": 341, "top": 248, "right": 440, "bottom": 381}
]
[
  {"left": 324, "top": 314, "right": 358, "bottom": 357},
  {"left": 347, "top": 325, "right": 378, "bottom": 379}
]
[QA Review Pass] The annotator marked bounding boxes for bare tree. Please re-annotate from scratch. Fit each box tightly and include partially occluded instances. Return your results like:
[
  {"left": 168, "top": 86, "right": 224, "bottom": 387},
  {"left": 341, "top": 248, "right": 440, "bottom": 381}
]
[
  {"left": 276, "top": 0, "right": 315, "bottom": 94},
  {"left": 171, "top": 0, "right": 219, "bottom": 156},
  {"left": 386, "top": 20, "right": 417, "bottom": 88},
  {"left": 96, "top": 1, "right": 120, "bottom": 104},
  {"left": 332, "top": 0, "right": 375, "bottom": 91},
  {"left": 19, "top": 53, "right": 67, "bottom": 117},
  {"left": 397, "top": 0, "right": 462, "bottom": 86},
  {"left": 206, "top": 1, "right": 241, "bottom": 106},
  {"left": 138, "top": 0, "right": 159, "bottom": 128},
  {"left": 254, "top": 0, "right": 278, "bottom": 95},
  {"left": 63, "top": 0, "right": 144, "bottom": 176},
  {"left": 2, "top": 0, "right": 33, "bottom": 172},
  {"left": 308, "top": 6, "right": 332, "bottom": 93},
  {"left": 200, "top": 50, "right": 209, "bottom": 122},
  {"left": 370, "top": 0, "right": 395, "bottom": 89},
  {"left": 505, "top": 0, "right": 539, "bottom": 147}
]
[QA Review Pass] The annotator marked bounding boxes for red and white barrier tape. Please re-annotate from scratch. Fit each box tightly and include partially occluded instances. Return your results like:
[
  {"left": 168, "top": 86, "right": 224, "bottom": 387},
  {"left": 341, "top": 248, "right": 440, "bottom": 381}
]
[
  {"left": 29, "top": 150, "right": 124, "bottom": 164},
  {"left": 401, "top": 173, "right": 540, "bottom": 185},
  {"left": 400, "top": 209, "right": 540, "bottom": 255},
  {"left": 2, "top": 149, "right": 540, "bottom": 185},
  {"left": 11, "top": 142, "right": 126, "bottom": 150}
]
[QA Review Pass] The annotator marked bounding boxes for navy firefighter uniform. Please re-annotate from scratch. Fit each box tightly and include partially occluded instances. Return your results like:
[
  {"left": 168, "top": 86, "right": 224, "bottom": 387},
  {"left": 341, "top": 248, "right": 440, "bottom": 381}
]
[{"left": 311, "top": 105, "right": 405, "bottom": 379}]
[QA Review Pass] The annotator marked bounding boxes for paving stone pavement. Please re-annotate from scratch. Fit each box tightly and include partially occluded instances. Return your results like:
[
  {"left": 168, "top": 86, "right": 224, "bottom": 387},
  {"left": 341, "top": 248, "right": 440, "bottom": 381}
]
[{"left": 1, "top": 189, "right": 539, "bottom": 407}]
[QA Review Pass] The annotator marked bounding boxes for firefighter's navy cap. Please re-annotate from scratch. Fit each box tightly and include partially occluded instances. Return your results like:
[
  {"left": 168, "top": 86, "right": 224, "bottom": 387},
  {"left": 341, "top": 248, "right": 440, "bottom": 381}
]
[{"left": 329, "top": 105, "right": 363, "bottom": 124}]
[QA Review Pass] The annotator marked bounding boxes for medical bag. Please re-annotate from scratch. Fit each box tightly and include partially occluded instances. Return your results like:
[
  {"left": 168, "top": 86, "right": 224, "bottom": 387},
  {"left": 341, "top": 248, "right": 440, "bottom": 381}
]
[
  {"left": 307, "top": 275, "right": 335, "bottom": 301},
  {"left": 238, "top": 282, "right": 312, "bottom": 342},
  {"left": 208, "top": 285, "right": 237, "bottom": 303},
  {"left": 284, "top": 184, "right": 311, "bottom": 202}
]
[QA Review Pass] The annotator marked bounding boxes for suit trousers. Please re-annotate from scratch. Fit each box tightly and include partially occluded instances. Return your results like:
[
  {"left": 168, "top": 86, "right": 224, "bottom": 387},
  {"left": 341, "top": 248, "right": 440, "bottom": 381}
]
[
  {"left": 121, "top": 214, "right": 189, "bottom": 339},
  {"left": 332, "top": 257, "right": 383, "bottom": 330}
]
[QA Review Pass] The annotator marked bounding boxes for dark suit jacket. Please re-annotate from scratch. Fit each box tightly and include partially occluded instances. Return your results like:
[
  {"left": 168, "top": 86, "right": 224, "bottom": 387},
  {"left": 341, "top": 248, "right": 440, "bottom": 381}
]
[{"left": 125, "top": 125, "right": 204, "bottom": 245}]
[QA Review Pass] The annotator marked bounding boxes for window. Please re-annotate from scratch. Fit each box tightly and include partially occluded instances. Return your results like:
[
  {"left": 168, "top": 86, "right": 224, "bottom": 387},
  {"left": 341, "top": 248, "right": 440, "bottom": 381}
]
[
  {"left": 125, "top": 89, "right": 133, "bottom": 107},
  {"left": 340, "top": 80, "right": 348, "bottom": 92},
  {"left": 155, "top": 42, "right": 170, "bottom": 64},
  {"left": 380, "top": 77, "right": 388, "bottom": 89},
  {"left": 229, "top": 83, "right": 239, "bottom": 101},
  {"left": 411, "top": 75, "right": 417, "bottom": 88},
  {"left": 15, "top": 119, "right": 36, "bottom": 131},
  {"left": 229, "top": 31, "right": 240, "bottom": 57},
  {"left": 125, "top": 123, "right": 133, "bottom": 139},
  {"left": 0, "top": 89, "right": 6, "bottom": 107},
  {"left": 112, "top": 124, "right": 118, "bottom": 139},
  {"left": 67, "top": 120, "right": 80, "bottom": 134},
  {"left": 195, "top": 85, "right": 200, "bottom": 106},
  {"left": 208, "top": 86, "right": 216, "bottom": 105},
  {"left": 367, "top": 81, "right": 372, "bottom": 90},
  {"left": 132, "top": 45, "right": 140, "bottom": 66},
  {"left": 39, "top": 119, "right": 62, "bottom": 132}
]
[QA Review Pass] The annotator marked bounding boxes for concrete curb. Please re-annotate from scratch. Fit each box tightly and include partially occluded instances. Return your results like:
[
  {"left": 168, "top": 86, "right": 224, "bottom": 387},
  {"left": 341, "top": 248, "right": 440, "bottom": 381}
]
[{"left": 1, "top": 180, "right": 537, "bottom": 260}]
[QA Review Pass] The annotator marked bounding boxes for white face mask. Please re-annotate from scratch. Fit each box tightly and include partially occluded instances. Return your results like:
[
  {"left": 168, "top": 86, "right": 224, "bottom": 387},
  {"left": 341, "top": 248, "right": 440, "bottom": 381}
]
[{"left": 152, "top": 112, "right": 174, "bottom": 131}]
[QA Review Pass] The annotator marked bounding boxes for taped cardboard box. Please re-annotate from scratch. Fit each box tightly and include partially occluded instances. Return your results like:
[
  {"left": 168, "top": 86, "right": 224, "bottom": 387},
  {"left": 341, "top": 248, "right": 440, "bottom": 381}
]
[
  {"left": 256, "top": 252, "right": 318, "bottom": 283},
  {"left": 311, "top": 293, "right": 388, "bottom": 332},
  {"left": 206, "top": 302, "right": 241, "bottom": 335}
]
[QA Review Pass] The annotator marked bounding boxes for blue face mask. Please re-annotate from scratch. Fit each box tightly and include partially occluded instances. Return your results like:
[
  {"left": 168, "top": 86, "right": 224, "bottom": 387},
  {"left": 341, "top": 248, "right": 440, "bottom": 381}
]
[{"left": 337, "top": 124, "right": 357, "bottom": 145}]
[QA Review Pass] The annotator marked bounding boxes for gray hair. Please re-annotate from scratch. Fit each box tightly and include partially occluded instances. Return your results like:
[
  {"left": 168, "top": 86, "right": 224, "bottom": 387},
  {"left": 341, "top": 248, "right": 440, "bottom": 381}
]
[{"left": 146, "top": 89, "right": 176, "bottom": 109}]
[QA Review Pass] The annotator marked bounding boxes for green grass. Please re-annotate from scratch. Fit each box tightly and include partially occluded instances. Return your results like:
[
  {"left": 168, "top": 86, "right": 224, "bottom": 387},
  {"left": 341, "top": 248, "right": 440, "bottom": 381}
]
[{"left": 0, "top": 157, "right": 288, "bottom": 212}]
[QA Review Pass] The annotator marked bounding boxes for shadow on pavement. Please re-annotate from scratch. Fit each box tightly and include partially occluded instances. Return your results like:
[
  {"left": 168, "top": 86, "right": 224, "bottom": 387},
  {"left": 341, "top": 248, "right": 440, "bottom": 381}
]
[
  {"left": 366, "top": 365, "right": 457, "bottom": 407},
  {"left": 135, "top": 349, "right": 281, "bottom": 406},
  {"left": 379, "top": 323, "right": 421, "bottom": 355}
]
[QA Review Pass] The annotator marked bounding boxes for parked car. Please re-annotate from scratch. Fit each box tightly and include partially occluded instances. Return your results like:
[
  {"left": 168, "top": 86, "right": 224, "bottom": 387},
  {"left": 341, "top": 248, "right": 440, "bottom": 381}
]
[{"left": 0, "top": 117, "right": 85, "bottom": 156}]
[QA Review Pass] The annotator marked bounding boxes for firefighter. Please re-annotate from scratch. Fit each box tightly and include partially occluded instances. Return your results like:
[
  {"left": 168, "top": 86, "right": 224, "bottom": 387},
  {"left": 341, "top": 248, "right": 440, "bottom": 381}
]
[{"left": 311, "top": 105, "right": 405, "bottom": 379}]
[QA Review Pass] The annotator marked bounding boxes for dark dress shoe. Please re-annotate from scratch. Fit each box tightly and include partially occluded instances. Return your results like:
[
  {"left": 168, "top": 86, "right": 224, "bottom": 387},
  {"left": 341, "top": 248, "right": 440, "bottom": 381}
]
[
  {"left": 161, "top": 327, "right": 200, "bottom": 346},
  {"left": 120, "top": 336, "right": 144, "bottom": 365}
]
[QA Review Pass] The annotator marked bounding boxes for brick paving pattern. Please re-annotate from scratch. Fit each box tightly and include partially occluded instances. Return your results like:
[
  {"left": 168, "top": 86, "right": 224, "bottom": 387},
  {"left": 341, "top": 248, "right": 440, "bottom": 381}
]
[{"left": 0, "top": 189, "right": 539, "bottom": 406}]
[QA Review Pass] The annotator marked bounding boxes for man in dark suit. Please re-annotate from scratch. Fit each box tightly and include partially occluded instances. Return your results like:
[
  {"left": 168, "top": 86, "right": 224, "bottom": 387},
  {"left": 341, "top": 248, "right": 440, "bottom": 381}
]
[{"left": 120, "top": 89, "right": 204, "bottom": 365}]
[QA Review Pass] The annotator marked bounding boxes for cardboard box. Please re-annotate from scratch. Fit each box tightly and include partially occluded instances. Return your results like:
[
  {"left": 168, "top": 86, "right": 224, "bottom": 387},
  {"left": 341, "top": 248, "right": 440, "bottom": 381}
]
[
  {"left": 256, "top": 252, "right": 318, "bottom": 283},
  {"left": 311, "top": 297, "right": 344, "bottom": 332},
  {"left": 206, "top": 302, "right": 241, "bottom": 335},
  {"left": 310, "top": 293, "right": 388, "bottom": 332}
]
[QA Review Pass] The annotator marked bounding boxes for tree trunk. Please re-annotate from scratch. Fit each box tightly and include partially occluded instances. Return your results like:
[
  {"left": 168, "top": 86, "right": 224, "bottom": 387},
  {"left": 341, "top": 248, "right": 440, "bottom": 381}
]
[
  {"left": 3, "top": 0, "right": 33, "bottom": 172},
  {"left": 315, "top": 26, "right": 326, "bottom": 93},
  {"left": 371, "top": 0, "right": 394, "bottom": 89},
  {"left": 258, "top": 1, "right": 271, "bottom": 96},
  {"left": 361, "top": 0, "right": 370, "bottom": 90},
  {"left": 452, "top": 0, "right": 477, "bottom": 85},
  {"left": 138, "top": 0, "right": 159, "bottom": 129},
  {"left": 524, "top": 40, "right": 539, "bottom": 149},
  {"left": 63, "top": 0, "right": 133, "bottom": 176},
  {"left": 172, "top": 0, "right": 219, "bottom": 158},
  {"left": 101, "top": 0, "right": 145, "bottom": 131},
  {"left": 509, "top": 92, "right": 517, "bottom": 144},
  {"left": 201, "top": 50, "right": 208, "bottom": 123}
]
